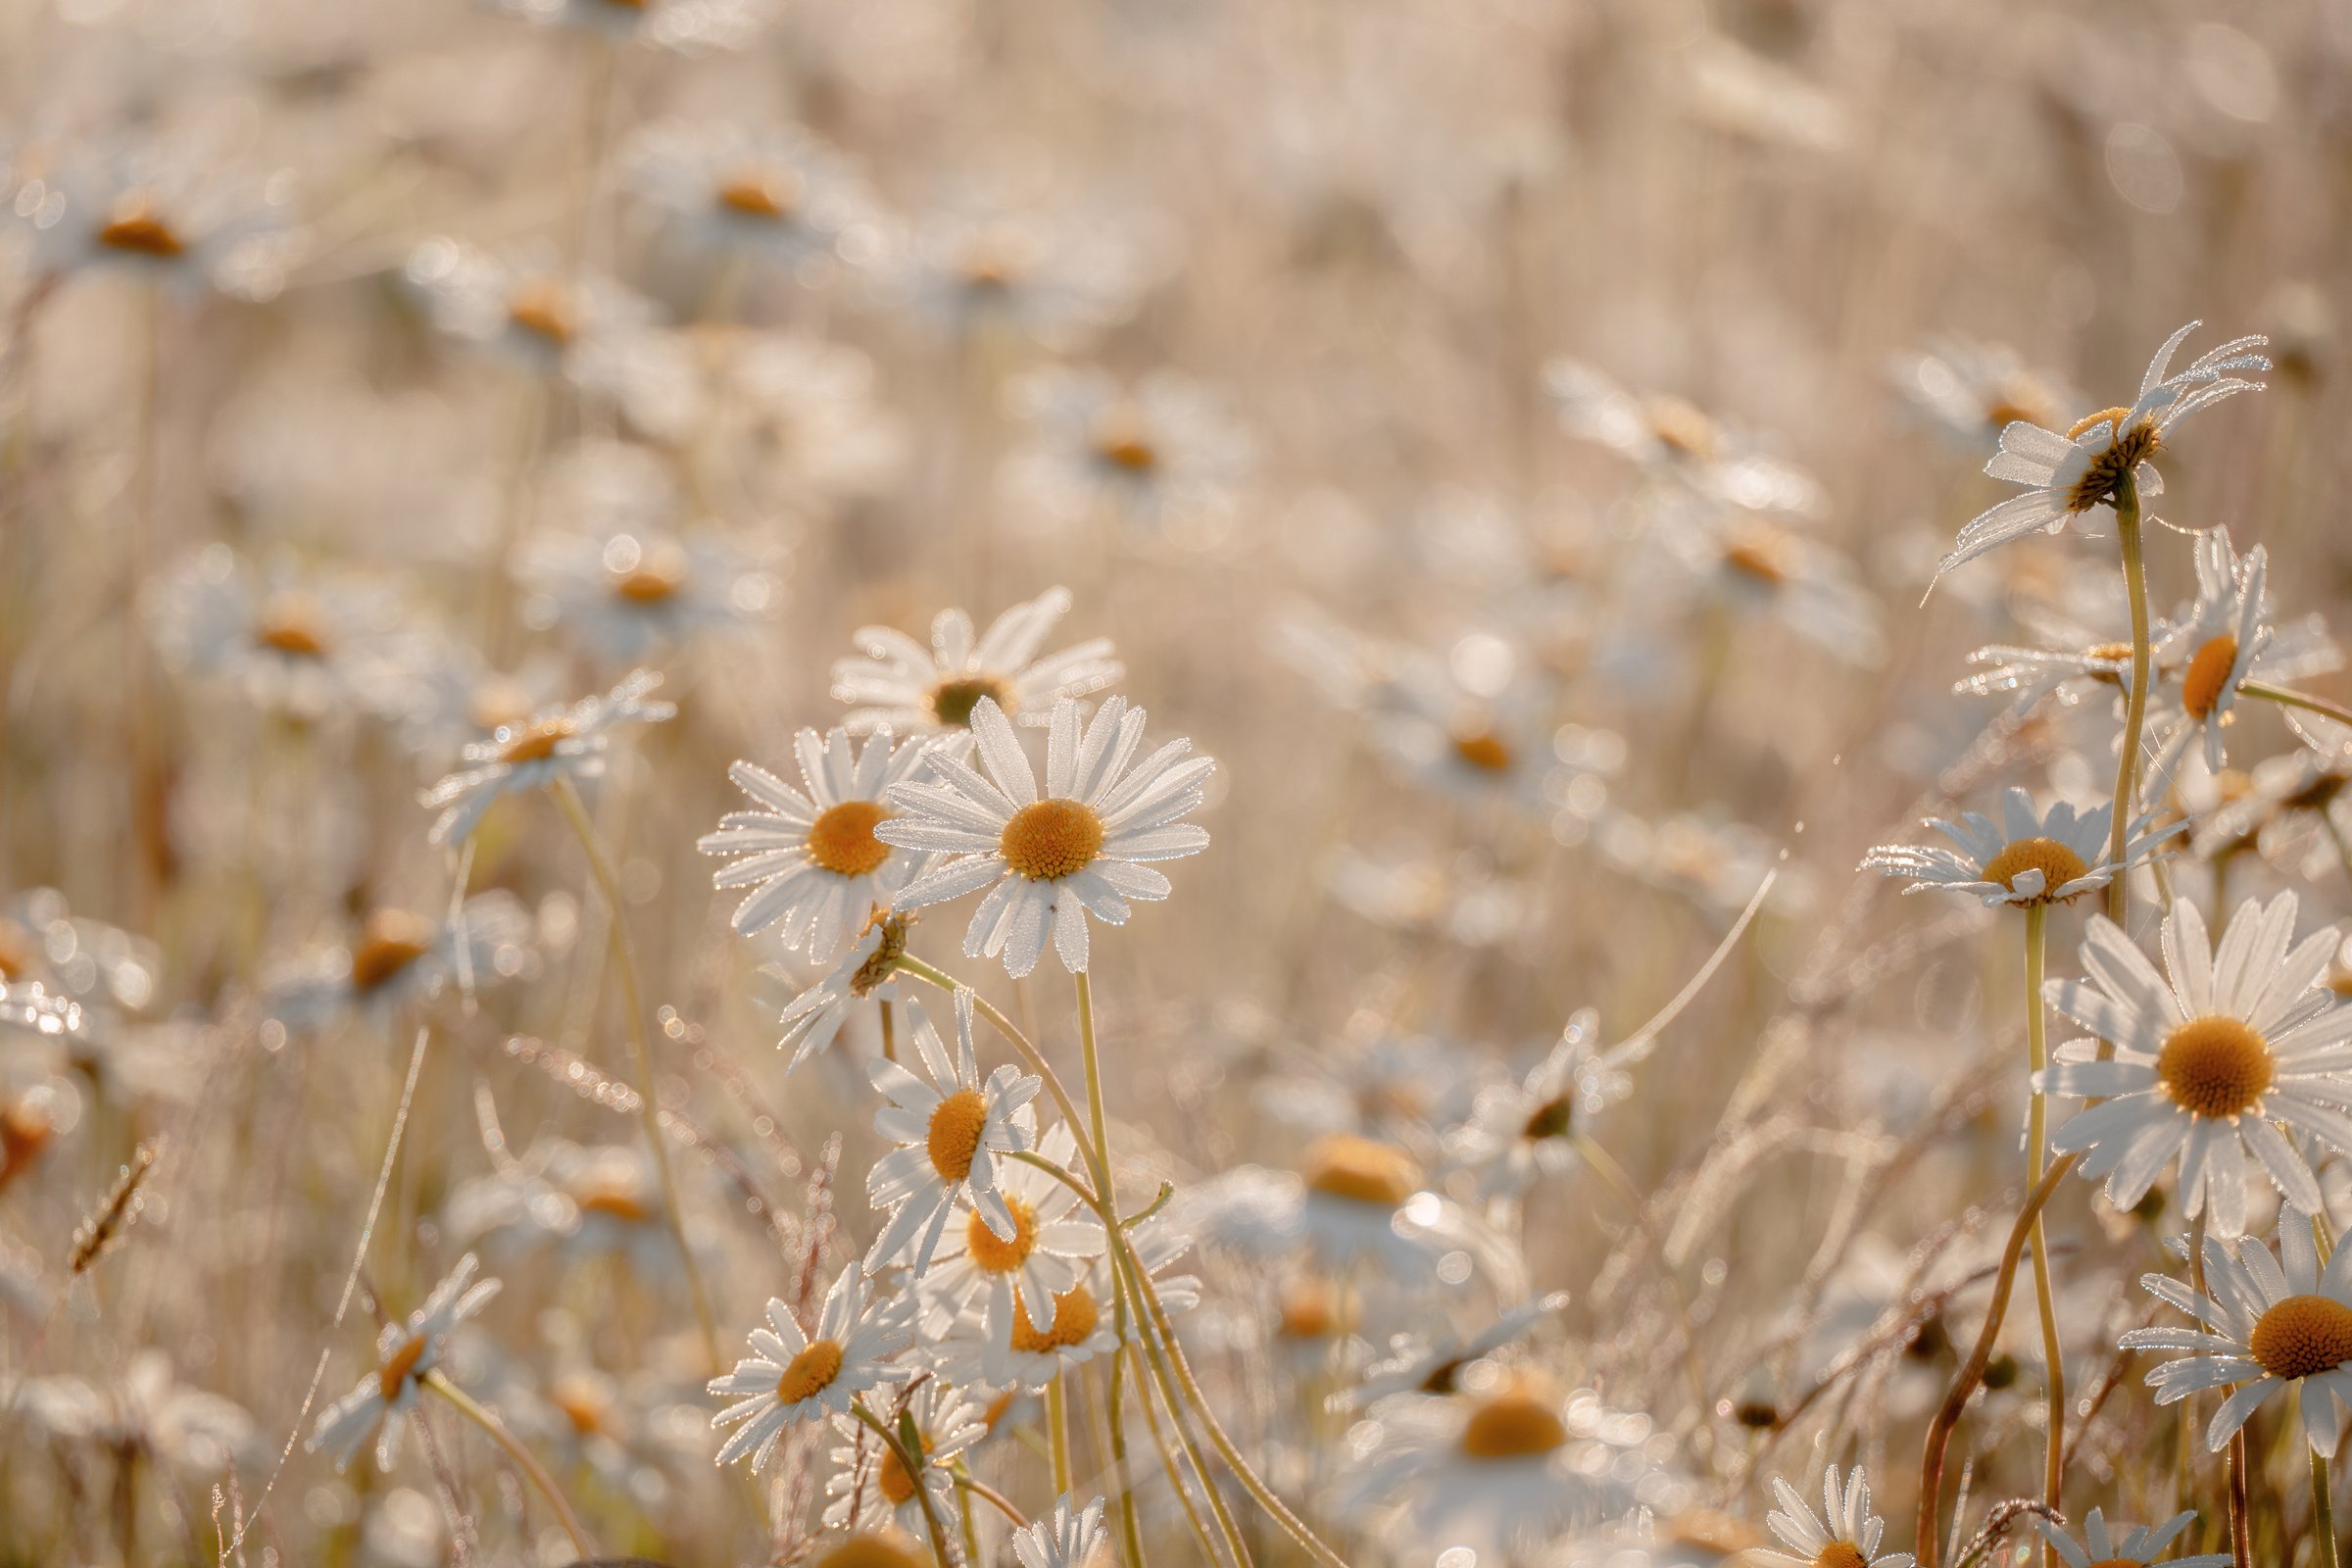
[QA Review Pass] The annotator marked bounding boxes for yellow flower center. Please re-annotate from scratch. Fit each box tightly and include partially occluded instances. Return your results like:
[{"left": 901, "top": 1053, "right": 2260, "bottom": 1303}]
[
  {"left": 1645, "top": 394, "right": 1717, "bottom": 459},
  {"left": 98, "top": 206, "right": 183, "bottom": 258},
  {"left": 2082, "top": 640, "right": 2134, "bottom": 687},
  {"left": 808, "top": 801, "right": 893, "bottom": 877},
  {"left": 549, "top": 1373, "right": 613, "bottom": 1436},
  {"left": 1451, "top": 731, "right": 1514, "bottom": 772},
  {"left": 2250, "top": 1294, "right": 2352, "bottom": 1381},
  {"left": 255, "top": 593, "right": 331, "bottom": 658},
  {"left": 817, "top": 1534, "right": 929, "bottom": 1568},
  {"left": 1, "top": 1095, "right": 55, "bottom": 1182},
  {"left": 1000, "top": 799, "right": 1104, "bottom": 881},
  {"left": 500, "top": 715, "right": 576, "bottom": 764},
  {"left": 1979, "top": 836, "right": 2090, "bottom": 901},
  {"left": 775, "top": 1338, "right": 846, "bottom": 1403},
  {"left": 573, "top": 1175, "right": 651, "bottom": 1223},
  {"left": 1457, "top": 1389, "right": 1569, "bottom": 1460},
  {"left": 1008, "top": 1283, "right": 1101, "bottom": 1352},
  {"left": 2182, "top": 635, "right": 2240, "bottom": 721},
  {"left": 928, "top": 676, "right": 1011, "bottom": 728},
  {"left": 351, "top": 909, "right": 436, "bottom": 992},
  {"left": 717, "top": 170, "right": 801, "bottom": 220},
  {"left": 1301, "top": 1133, "right": 1420, "bottom": 1208},
  {"left": 926, "top": 1089, "right": 991, "bottom": 1183},
  {"left": 611, "top": 539, "right": 692, "bottom": 603},
  {"left": 852, "top": 912, "right": 909, "bottom": 997},
  {"left": 1095, "top": 410, "right": 1157, "bottom": 473},
  {"left": 509, "top": 281, "right": 578, "bottom": 346},
  {"left": 1276, "top": 1276, "right": 1353, "bottom": 1341},
  {"left": 963, "top": 1196, "right": 1040, "bottom": 1274},
  {"left": 1814, "top": 1545, "right": 1870, "bottom": 1568},
  {"left": 1722, "top": 522, "right": 1795, "bottom": 586},
  {"left": 2062, "top": 407, "right": 2161, "bottom": 513},
  {"left": 2155, "top": 1015, "right": 2273, "bottom": 1118},
  {"left": 377, "top": 1335, "right": 429, "bottom": 1402},
  {"left": 877, "top": 1429, "right": 925, "bottom": 1504}
]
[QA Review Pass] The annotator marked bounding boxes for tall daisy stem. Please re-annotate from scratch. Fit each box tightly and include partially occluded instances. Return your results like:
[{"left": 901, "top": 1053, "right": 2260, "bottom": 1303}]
[
  {"left": 2022, "top": 904, "right": 2066, "bottom": 1561},
  {"left": 551, "top": 775, "right": 723, "bottom": 1377},
  {"left": 1048, "top": 1372, "right": 1074, "bottom": 1494},
  {"left": 854, "top": 1402, "right": 957, "bottom": 1568},
  {"left": 423, "top": 1371, "right": 595, "bottom": 1561},
  {"left": 2105, "top": 469, "right": 2149, "bottom": 941},
  {"left": 2185, "top": 1212, "right": 2253, "bottom": 1568},
  {"left": 2243, "top": 680, "right": 2352, "bottom": 732},
  {"left": 2313, "top": 1444, "right": 2338, "bottom": 1568},
  {"left": 1076, "top": 969, "right": 1147, "bottom": 1568}
]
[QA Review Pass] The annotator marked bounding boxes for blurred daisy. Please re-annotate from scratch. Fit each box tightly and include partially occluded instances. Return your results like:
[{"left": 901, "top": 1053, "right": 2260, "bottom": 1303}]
[
  {"left": 2038, "top": 893, "right": 2352, "bottom": 1234},
  {"left": 419, "top": 669, "right": 674, "bottom": 846},
  {"left": 446, "top": 1137, "right": 682, "bottom": 1278},
  {"left": 265, "top": 893, "right": 534, "bottom": 1031},
  {"left": 486, "top": 0, "right": 763, "bottom": 52},
  {"left": 1759, "top": 1465, "right": 1913, "bottom": 1568},
  {"left": 1862, "top": 787, "right": 2181, "bottom": 907},
  {"left": 2151, "top": 528, "right": 2339, "bottom": 770},
  {"left": 12, "top": 136, "right": 301, "bottom": 301},
  {"left": 877, "top": 696, "right": 1213, "bottom": 978},
  {"left": 1368, "top": 651, "right": 1585, "bottom": 817},
  {"left": 519, "top": 527, "right": 769, "bottom": 664},
  {"left": 1546, "top": 360, "right": 1824, "bottom": 514},
  {"left": 2202, "top": 750, "right": 2352, "bottom": 878},
  {"left": 1344, "top": 1293, "right": 1571, "bottom": 1407},
  {"left": 309, "top": 1255, "right": 501, "bottom": 1472},
  {"left": 1938, "top": 321, "right": 2270, "bottom": 576},
  {"left": 700, "top": 730, "right": 961, "bottom": 960},
  {"left": 823, "top": 1380, "right": 987, "bottom": 1533},
  {"left": 774, "top": 913, "right": 912, "bottom": 1069},
  {"left": 2027, "top": 1509, "right": 2228, "bottom": 1568},
  {"left": 622, "top": 119, "right": 874, "bottom": 269},
  {"left": 1446, "top": 1010, "right": 1642, "bottom": 1200},
  {"left": 1013, "top": 1494, "right": 1112, "bottom": 1568},
  {"left": 866, "top": 991, "right": 1041, "bottom": 1274},
  {"left": 1663, "top": 511, "right": 1884, "bottom": 667},
  {"left": 1956, "top": 638, "right": 2139, "bottom": 716},
  {"left": 1891, "top": 338, "right": 2071, "bottom": 450},
  {"left": 1004, "top": 365, "right": 1252, "bottom": 539},
  {"left": 831, "top": 587, "right": 1123, "bottom": 734},
  {"left": 893, "top": 204, "right": 1149, "bottom": 345},
  {"left": 708, "top": 1265, "right": 915, "bottom": 1474},
  {"left": 2124, "top": 1216, "right": 2352, "bottom": 1455},
  {"left": 146, "top": 550, "right": 413, "bottom": 723},
  {"left": 405, "top": 239, "right": 653, "bottom": 377}
]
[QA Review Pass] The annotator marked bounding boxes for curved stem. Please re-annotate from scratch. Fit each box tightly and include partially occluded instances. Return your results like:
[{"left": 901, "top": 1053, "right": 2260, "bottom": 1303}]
[
  {"left": 853, "top": 1402, "right": 957, "bottom": 1568},
  {"left": 424, "top": 1371, "right": 595, "bottom": 1561},
  {"left": 1128, "top": 1346, "right": 1233, "bottom": 1568},
  {"left": 2022, "top": 905, "right": 2065, "bottom": 1561},
  {"left": 1916, "top": 1152, "right": 2081, "bottom": 1568},
  {"left": 951, "top": 1467, "right": 1028, "bottom": 1529},
  {"left": 2105, "top": 469, "right": 2150, "bottom": 944},
  {"left": 879, "top": 997, "right": 898, "bottom": 1064},
  {"left": 550, "top": 775, "right": 722, "bottom": 1376},
  {"left": 2243, "top": 679, "right": 2352, "bottom": 732}
]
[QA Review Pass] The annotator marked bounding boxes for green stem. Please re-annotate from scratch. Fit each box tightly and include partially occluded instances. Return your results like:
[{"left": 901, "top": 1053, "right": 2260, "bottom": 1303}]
[
  {"left": 2023, "top": 904, "right": 2065, "bottom": 1559},
  {"left": 1076, "top": 970, "right": 1146, "bottom": 1568},
  {"left": 853, "top": 1402, "right": 956, "bottom": 1568},
  {"left": 424, "top": 1371, "right": 596, "bottom": 1561},
  {"left": 550, "top": 775, "right": 723, "bottom": 1376},
  {"left": 2105, "top": 469, "right": 2149, "bottom": 944},
  {"left": 1048, "top": 1372, "right": 1074, "bottom": 1495},
  {"left": 2243, "top": 679, "right": 2352, "bottom": 732},
  {"left": 2314, "top": 1443, "right": 2338, "bottom": 1568}
]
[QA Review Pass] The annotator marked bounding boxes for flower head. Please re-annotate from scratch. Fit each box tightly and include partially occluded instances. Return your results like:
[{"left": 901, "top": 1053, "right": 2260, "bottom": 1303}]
[
  {"left": 708, "top": 1265, "right": 915, "bottom": 1474},
  {"left": 1862, "top": 787, "right": 2181, "bottom": 907},
  {"left": 1759, "top": 1465, "right": 1913, "bottom": 1568},
  {"left": 418, "top": 670, "right": 674, "bottom": 846},
  {"left": 772, "top": 913, "right": 913, "bottom": 1071},
  {"left": 2027, "top": 1508, "right": 2227, "bottom": 1568},
  {"left": 1012, "top": 1494, "right": 1113, "bottom": 1568},
  {"left": 831, "top": 587, "right": 1123, "bottom": 735},
  {"left": 865, "top": 991, "right": 1041, "bottom": 1274},
  {"left": 308, "top": 1256, "right": 501, "bottom": 1472}
]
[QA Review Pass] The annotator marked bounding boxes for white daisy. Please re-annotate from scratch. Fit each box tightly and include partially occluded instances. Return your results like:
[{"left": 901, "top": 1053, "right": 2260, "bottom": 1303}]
[
  {"left": 1758, "top": 1465, "right": 1914, "bottom": 1568},
  {"left": 2037, "top": 893, "right": 2352, "bottom": 1235},
  {"left": 12, "top": 134, "right": 301, "bottom": 301},
  {"left": 1012, "top": 1494, "right": 1113, "bottom": 1568},
  {"left": 1861, "top": 787, "right": 2183, "bottom": 907},
  {"left": 1446, "top": 1011, "right": 1642, "bottom": 1200},
  {"left": 1545, "top": 360, "right": 1825, "bottom": 515},
  {"left": 1661, "top": 510, "right": 1885, "bottom": 668},
  {"left": 404, "top": 239, "right": 653, "bottom": 378},
  {"left": 2152, "top": 527, "right": 2340, "bottom": 770},
  {"left": 2027, "top": 1508, "right": 2228, "bottom": 1568},
  {"left": 831, "top": 587, "right": 1124, "bottom": 735},
  {"left": 308, "top": 1255, "right": 501, "bottom": 1473},
  {"left": 866, "top": 991, "right": 1041, "bottom": 1274},
  {"left": 708, "top": 1265, "right": 916, "bottom": 1474},
  {"left": 773, "top": 913, "right": 911, "bottom": 1071},
  {"left": 2122, "top": 1216, "right": 2352, "bottom": 1456},
  {"left": 620, "top": 118, "right": 875, "bottom": 268},
  {"left": 145, "top": 550, "right": 414, "bottom": 724},
  {"left": 822, "top": 1379, "right": 988, "bottom": 1535},
  {"left": 1937, "top": 321, "right": 2270, "bottom": 576},
  {"left": 1003, "top": 364, "right": 1253, "bottom": 540},
  {"left": 874, "top": 695, "right": 1213, "bottom": 979},
  {"left": 928, "top": 1208, "right": 1190, "bottom": 1393},
  {"left": 701, "top": 730, "right": 964, "bottom": 960},
  {"left": 517, "top": 528, "right": 769, "bottom": 665},
  {"left": 1341, "top": 1293, "right": 1572, "bottom": 1408},
  {"left": 910, "top": 1121, "right": 1103, "bottom": 1345},
  {"left": 265, "top": 893, "right": 535, "bottom": 1031},
  {"left": 418, "top": 669, "right": 674, "bottom": 847},
  {"left": 1891, "top": 337, "right": 2071, "bottom": 451}
]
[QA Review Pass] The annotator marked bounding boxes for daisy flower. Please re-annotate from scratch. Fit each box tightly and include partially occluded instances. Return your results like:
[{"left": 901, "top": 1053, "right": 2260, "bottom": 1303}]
[
  {"left": 1342, "top": 1293, "right": 1572, "bottom": 1408},
  {"left": 265, "top": 893, "right": 535, "bottom": 1031},
  {"left": 418, "top": 669, "right": 674, "bottom": 847},
  {"left": 1446, "top": 1010, "right": 1643, "bottom": 1200},
  {"left": 865, "top": 992, "right": 1041, "bottom": 1274},
  {"left": 908, "top": 1121, "right": 1102, "bottom": 1344},
  {"left": 1367, "top": 650, "right": 1590, "bottom": 818},
  {"left": 1545, "top": 360, "right": 1825, "bottom": 515},
  {"left": 2151, "top": 527, "right": 2341, "bottom": 769},
  {"left": 874, "top": 695, "right": 1213, "bottom": 978},
  {"left": 308, "top": 1256, "right": 501, "bottom": 1472},
  {"left": 1861, "top": 787, "right": 2182, "bottom": 907},
  {"left": 621, "top": 119, "right": 875, "bottom": 269},
  {"left": 2037, "top": 893, "right": 2352, "bottom": 1235},
  {"left": 1012, "top": 1494, "right": 1113, "bottom": 1568},
  {"left": 517, "top": 527, "right": 770, "bottom": 665},
  {"left": 773, "top": 913, "right": 912, "bottom": 1070},
  {"left": 891, "top": 202, "right": 1149, "bottom": 346},
  {"left": 1891, "top": 337, "right": 2071, "bottom": 451},
  {"left": 830, "top": 587, "right": 1123, "bottom": 734},
  {"left": 2027, "top": 1509, "right": 2228, "bottom": 1568},
  {"left": 700, "top": 729, "right": 963, "bottom": 960},
  {"left": 1937, "top": 321, "right": 2270, "bottom": 576},
  {"left": 1661, "top": 510, "right": 1885, "bottom": 668},
  {"left": 2122, "top": 1216, "right": 2352, "bottom": 1455},
  {"left": 708, "top": 1265, "right": 916, "bottom": 1474},
  {"left": 1003, "top": 364, "right": 1253, "bottom": 540},
  {"left": 405, "top": 239, "right": 653, "bottom": 378},
  {"left": 1759, "top": 1466, "right": 1913, "bottom": 1568},
  {"left": 822, "top": 1379, "right": 988, "bottom": 1533},
  {"left": 12, "top": 135, "right": 301, "bottom": 301},
  {"left": 146, "top": 550, "right": 414, "bottom": 724}
]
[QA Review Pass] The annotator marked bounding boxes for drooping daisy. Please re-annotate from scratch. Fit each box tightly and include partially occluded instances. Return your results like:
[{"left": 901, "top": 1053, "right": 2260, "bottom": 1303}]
[
  {"left": 264, "top": 893, "right": 535, "bottom": 1031},
  {"left": 1937, "top": 321, "right": 2270, "bottom": 576},
  {"left": 308, "top": 1256, "right": 502, "bottom": 1472},
  {"left": 2151, "top": 527, "right": 2341, "bottom": 770},
  {"left": 700, "top": 730, "right": 963, "bottom": 960},
  {"left": 1446, "top": 1010, "right": 1643, "bottom": 1200},
  {"left": 875, "top": 696, "right": 1213, "bottom": 978},
  {"left": 830, "top": 587, "right": 1123, "bottom": 734},
  {"left": 822, "top": 1379, "right": 989, "bottom": 1534},
  {"left": 2027, "top": 1508, "right": 2229, "bottom": 1568},
  {"left": 1758, "top": 1465, "right": 1914, "bottom": 1568},
  {"left": 2037, "top": 893, "right": 2352, "bottom": 1235},
  {"left": 866, "top": 991, "right": 1041, "bottom": 1273},
  {"left": 708, "top": 1265, "right": 916, "bottom": 1474},
  {"left": 1861, "top": 787, "right": 2182, "bottom": 907},
  {"left": 517, "top": 527, "right": 770, "bottom": 665},
  {"left": 620, "top": 118, "right": 876, "bottom": 270},
  {"left": 2123, "top": 1217, "right": 2352, "bottom": 1455},
  {"left": 909, "top": 1121, "right": 1103, "bottom": 1345},
  {"left": 418, "top": 669, "right": 674, "bottom": 847},
  {"left": 1012, "top": 1494, "right": 1113, "bottom": 1568},
  {"left": 773, "top": 912, "right": 912, "bottom": 1070}
]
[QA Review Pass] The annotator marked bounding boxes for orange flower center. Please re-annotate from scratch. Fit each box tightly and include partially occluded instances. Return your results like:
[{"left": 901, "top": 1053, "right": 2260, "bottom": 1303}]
[
  {"left": 717, "top": 170, "right": 800, "bottom": 220},
  {"left": 573, "top": 1176, "right": 651, "bottom": 1223},
  {"left": 500, "top": 715, "right": 576, "bottom": 764},
  {"left": 1979, "top": 836, "right": 2090, "bottom": 902},
  {"left": 98, "top": 207, "right": 184, "bottom": 258},
  {"left": 817, "top": 1535, "right": 929, "bottom": 1568},
  {"left": 964, "top": 1196, "right": 1040, "bottom": 1274},
  {"left": 808, "top": 801, "right": 892, "bottom": 877},
  {"left": 1008, "top": 1283, "right": 1101, "bottom": 1353},
  {"left": 925, "top": 1089, "right": 990, "bottom": 1183},
  {"left": 775, "top": 1338, "right": 846, "bottom": 1403},
  {"left": 509, "top": 281, "right": 578, "bottom": 346},
  {"left": 1645, "top": 394, "right": 1716, "bottom": 459},
  {"left": 549, "top": 1373, "right": 612, "bottom": 1435},
  {"left": 877, "top": 1429, "right": 925, "bottom": 1503},
  {"left": 1000, "top": 799, "right": 1104, "bottom": 881},
  {"left": 1301, "top": 1133, "right": 1419, "bottom": 1208},
  {"left": 2182, "top": 635, "right": 2240, "bottom": 721},
  {"left": 351, "top": 909, "right": 436, "bottom": 991},
  {"left": 378, "top": 1335, "right": 429, "bottom": 1402},
  {"left": 1814, "top": 1545, "right": 1870, "bottom": 1568},
  {"left": 1722, "top": 522, "right": 1795, "bottom": 586},
  {"left": 1457, "top": 1387, "right": 1569, "bottom": 1459},
  {"left": 2251, "top": 1294, "right": 2352, "bottom": 1381},
  {"left": 2155, "top": 1015, "right": 2272, "bottom": 1118},
  {"left": 611, "top": 539, "right": 692, "bottom": 603},
  {"left": 1451, "top": 731, "right": 1513, "bottom": 772},
  {"left": 1276, "top": 1276, "right": 1353, "bottom": 1341},
  {"left": 255, "top": 593, "right": 331, "bottom": 658},
  {"left": 928, "top": 676, "right": 1011, "bottom": 728}
]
